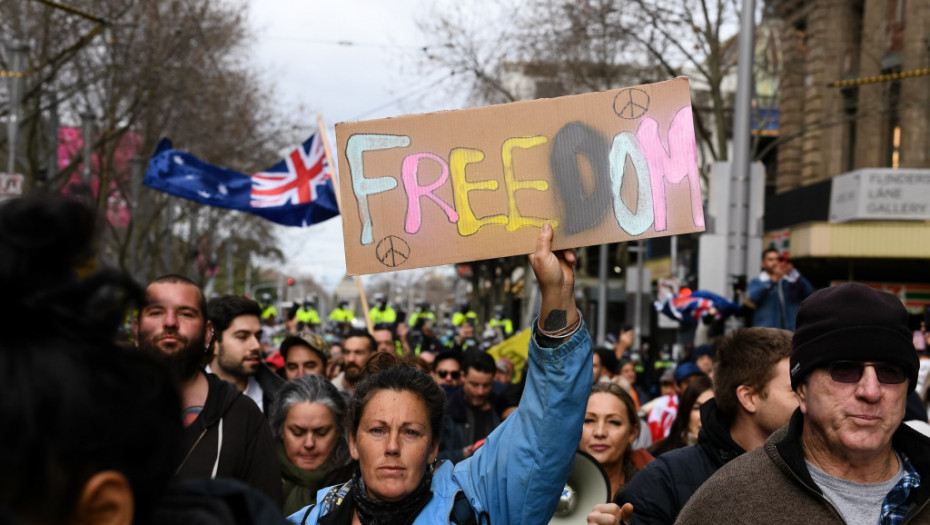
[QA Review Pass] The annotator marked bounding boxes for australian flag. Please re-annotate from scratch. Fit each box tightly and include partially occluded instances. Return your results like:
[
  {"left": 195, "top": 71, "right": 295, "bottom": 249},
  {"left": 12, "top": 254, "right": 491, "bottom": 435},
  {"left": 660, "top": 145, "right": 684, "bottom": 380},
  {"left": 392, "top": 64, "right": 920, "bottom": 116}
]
[
  {"left": 655, "top": 289, "right": 740, "bottom": 324},
  {"left": 143, "top": 133, "right": 340, "bottom": 227}
]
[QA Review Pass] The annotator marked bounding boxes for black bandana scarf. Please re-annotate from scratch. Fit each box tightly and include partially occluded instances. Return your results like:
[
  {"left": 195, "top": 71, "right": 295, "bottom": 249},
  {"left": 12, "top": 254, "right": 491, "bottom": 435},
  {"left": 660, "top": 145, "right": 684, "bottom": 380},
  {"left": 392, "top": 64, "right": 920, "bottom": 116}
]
[{"left": 350, "top": 468, "right": 434, "bottom": 525}]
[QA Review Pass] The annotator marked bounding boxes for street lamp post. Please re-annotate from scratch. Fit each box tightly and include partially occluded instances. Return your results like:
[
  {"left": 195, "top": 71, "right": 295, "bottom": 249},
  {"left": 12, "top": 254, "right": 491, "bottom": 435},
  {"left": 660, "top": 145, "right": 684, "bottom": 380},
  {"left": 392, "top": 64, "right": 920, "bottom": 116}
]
[{"left": 728, "top": 0, "right": 756, "bottom": 298}]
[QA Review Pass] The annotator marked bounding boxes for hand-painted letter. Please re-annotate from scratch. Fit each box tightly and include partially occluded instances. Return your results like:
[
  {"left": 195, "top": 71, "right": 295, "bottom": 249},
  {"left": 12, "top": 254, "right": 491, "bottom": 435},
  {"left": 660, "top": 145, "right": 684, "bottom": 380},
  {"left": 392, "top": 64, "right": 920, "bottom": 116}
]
[
  {"left": 502, "top": 136, "right": 557, "bottom": 231},
  {"left": 550, "top": 122, "right": 612, "bottom": 234},
  {"left": 609, "top": 132, "right": 654, "bottom": 235},
  {"left": 401, "top": 153, "right": 459, "bottom": 234},
  {"left": 450, "top": 148, "right": 507, "bottom": 236},
  {"left": 636, "top": 106, "right": 704, "bottom": 231},
  {"left": 346, "top": 134, "right": 409, "bottom": 245}
]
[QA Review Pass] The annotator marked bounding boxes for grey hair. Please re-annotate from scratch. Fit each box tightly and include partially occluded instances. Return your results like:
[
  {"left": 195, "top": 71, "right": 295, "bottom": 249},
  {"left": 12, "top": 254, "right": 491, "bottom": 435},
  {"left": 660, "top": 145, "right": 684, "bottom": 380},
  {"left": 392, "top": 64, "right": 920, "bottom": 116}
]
[{"left": 269, "top": 374, "right": 350, "bottom": 467}]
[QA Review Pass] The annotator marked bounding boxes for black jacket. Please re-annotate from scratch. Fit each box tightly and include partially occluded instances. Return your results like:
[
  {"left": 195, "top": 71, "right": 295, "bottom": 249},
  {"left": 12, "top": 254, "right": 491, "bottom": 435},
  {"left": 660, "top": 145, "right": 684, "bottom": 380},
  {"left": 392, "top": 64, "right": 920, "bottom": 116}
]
[
  {"left": 176, "top": 372, "right": 283, "bottom": 507},
  {"left": 615, "top": 398, "right": 744, "bottom": 525},
  {"left": 437, "top": 386, "right": 500, "bottom": 463},
  {"left": 255, "top": 364, "right": 285, "bottom": 414}
]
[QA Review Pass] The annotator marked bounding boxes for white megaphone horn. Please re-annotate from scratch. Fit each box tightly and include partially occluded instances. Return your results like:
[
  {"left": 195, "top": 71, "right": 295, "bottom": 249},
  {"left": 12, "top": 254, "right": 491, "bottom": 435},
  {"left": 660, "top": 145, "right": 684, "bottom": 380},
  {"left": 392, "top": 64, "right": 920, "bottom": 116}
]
[{"left": 549, "top": 450, "right": 611, "bottom": 524}]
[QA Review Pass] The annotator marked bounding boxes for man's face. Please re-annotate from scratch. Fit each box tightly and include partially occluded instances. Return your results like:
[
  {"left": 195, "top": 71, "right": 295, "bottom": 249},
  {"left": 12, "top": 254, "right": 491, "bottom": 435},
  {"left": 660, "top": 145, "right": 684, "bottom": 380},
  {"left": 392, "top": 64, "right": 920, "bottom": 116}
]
[
  {"left": 762, "top": 251, "right": 781, "bottom": 274},
  {"left": 343, "top": 335, "right": 374, "bottom": 382},
  {"left": 459, "top": 323, "right": 474, "bottom": 340},
  {"left": 752, "top": 357, "right": 798, "bottom": 436},
  {"left": 463, "top": 368, "right": 494, "bottom": 409},
  {"left": 285, "top": 345, "right": 325, "bottom": 380},
  {"left": 660, "top": 380, "right": 675, "bottom": 397},
  {"left": 214, "top": 315, "right": 263, "bottom": 380},
  {"left": 695, "top": 354, "right": 713, "bottom": 374},
  {"left": 798, "top": 361, "right": 907, "bottom": 462},
  {"left": 618, "top": 329, "right": 634, "bottom": 348},
  {"left": 620, "top": 362, "right": 636, "bottom": 384},
  {"left": 134, "top": 282, "right": 209, "bottom": 380},
  {"left": 373, "top": 329, "right": 394, "bottom": 354},
  {"left": 592, "top": 352, "right": 603, "bottom": 384},
  {"left": 433, "top": 358, "right": 462, "bottom": 387}
]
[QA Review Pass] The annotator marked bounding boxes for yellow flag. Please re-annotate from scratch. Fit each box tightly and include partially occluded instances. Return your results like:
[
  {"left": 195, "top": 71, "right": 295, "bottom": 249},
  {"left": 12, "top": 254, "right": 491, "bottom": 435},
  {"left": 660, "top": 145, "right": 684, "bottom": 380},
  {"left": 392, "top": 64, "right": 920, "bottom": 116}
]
[{"left": 486, "top": 328, "right": 532, "bottom": 384}]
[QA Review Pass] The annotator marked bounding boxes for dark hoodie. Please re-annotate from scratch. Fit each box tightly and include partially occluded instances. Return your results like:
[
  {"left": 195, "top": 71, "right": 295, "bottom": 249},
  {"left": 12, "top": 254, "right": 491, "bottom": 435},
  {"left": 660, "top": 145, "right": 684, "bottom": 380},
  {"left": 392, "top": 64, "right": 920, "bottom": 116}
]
[
  {"left": 175, "top": 372, "right": 282, "bottom": 507},
  {"left": 615, "top": 398, "right": 745, "bottom": 525}
]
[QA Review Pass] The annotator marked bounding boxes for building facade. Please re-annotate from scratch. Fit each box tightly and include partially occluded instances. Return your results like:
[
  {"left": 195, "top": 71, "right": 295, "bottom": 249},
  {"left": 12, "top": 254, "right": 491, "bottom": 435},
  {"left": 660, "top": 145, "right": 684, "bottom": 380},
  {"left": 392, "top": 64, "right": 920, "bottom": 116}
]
[{"left": 767, "top": 0, "right": 930, "bottom": 313}]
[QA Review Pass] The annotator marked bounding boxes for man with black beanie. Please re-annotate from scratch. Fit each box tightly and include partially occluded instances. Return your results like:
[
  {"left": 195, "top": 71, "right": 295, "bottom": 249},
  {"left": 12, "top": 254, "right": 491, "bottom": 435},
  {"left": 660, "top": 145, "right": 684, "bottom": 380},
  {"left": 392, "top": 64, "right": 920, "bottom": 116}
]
[{"left": 678, "top": 283, "right": 930, "bottom": 525}]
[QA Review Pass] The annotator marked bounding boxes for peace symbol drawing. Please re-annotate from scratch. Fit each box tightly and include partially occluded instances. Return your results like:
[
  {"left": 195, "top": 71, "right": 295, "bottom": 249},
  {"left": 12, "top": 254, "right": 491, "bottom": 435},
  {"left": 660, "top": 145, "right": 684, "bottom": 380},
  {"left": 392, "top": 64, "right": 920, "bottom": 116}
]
[
  {"left": 376, "top": 235, "right": 411, "bottom": 268},
  {"left": 613, "top": 88, "right": 651, "bottom": 120}
]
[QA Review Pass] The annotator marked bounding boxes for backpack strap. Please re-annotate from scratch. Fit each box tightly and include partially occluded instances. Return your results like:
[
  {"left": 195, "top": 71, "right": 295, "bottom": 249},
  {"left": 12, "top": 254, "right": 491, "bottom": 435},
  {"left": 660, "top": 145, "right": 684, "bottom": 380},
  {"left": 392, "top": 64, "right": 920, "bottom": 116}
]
[
  {"left": 299, "top": 504, "right": 315, "bottom": 525},
  {"left": 450, "top": 491, "right": 480, "bottom": 525}
]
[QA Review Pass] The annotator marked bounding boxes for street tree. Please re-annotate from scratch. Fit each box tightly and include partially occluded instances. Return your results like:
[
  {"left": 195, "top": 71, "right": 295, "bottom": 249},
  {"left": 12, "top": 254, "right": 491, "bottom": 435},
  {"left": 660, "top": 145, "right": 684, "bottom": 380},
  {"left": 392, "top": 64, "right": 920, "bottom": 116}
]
[{"left": 0, "top": 0, "right": 301, "bottom": 288}]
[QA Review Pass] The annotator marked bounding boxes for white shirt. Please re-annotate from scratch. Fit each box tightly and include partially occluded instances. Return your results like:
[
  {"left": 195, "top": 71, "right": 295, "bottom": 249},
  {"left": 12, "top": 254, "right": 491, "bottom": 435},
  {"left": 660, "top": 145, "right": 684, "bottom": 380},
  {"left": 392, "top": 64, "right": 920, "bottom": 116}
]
[{"left": 204, "top": 364, "right": 265, "bottom": 412}]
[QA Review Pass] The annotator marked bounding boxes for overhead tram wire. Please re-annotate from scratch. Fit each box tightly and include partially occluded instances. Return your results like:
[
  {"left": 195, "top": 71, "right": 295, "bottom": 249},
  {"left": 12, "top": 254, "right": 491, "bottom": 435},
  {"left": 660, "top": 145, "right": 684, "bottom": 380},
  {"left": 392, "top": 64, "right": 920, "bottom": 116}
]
[
  {"left": 259, "top": 36, "right": 426, "bottom": 50},
  {"left": 351, "top": 71, "right": 457, "bottom": 121}
]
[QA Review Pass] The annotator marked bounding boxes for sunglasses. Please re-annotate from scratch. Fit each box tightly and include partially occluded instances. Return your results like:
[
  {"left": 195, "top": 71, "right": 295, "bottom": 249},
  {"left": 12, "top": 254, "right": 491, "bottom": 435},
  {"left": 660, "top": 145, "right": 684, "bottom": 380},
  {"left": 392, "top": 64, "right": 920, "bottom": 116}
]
[
  {"left": 828, "top": 361, "right": 907, "bottom": 385},
  {"left": 437, "top": 370, "right": 461, "bottom": 380}
]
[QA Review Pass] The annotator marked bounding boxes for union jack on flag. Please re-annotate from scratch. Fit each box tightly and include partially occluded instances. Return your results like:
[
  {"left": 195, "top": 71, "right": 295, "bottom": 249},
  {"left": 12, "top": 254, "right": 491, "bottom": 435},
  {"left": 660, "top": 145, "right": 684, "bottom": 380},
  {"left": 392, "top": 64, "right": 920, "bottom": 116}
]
[
  {"left": 251, "top": 133, "right": 330, "bottom": 208},
  {"left": 143, "top": 132, "right": 340, "bottom": 227},
  {"left": 654, "top": 289, "right": 740, "bottom": 324}
]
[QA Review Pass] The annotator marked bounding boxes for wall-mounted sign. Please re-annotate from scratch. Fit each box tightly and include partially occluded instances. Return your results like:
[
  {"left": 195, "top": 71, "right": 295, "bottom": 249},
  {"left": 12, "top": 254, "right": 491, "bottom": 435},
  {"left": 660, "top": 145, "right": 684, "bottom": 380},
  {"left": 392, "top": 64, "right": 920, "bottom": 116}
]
[{"left": 830, "top": 168, "right": 930, "bottom": 223}]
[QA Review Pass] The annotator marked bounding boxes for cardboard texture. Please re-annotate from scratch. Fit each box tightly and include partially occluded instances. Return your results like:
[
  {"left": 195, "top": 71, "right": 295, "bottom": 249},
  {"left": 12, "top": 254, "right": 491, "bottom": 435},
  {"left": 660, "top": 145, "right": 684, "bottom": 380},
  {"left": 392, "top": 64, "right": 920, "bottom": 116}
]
[{"left": 335, "top": 77, "right": 705, "bottom": 275}]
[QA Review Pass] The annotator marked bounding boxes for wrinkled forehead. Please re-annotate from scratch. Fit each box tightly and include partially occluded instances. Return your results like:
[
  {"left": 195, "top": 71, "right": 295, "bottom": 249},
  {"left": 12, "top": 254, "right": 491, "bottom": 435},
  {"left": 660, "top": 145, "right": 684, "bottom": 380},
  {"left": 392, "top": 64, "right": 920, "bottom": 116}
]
[{"left": 144, "top": 281, "right": 205, "bottom": 316}]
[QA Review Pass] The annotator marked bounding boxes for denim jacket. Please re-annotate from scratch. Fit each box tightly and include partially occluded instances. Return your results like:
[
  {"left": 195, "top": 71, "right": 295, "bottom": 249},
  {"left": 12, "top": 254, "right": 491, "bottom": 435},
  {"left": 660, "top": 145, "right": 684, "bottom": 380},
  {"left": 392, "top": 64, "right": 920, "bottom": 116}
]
[{"left": 287, "top": 320, "right": 593, "bottom": 525}]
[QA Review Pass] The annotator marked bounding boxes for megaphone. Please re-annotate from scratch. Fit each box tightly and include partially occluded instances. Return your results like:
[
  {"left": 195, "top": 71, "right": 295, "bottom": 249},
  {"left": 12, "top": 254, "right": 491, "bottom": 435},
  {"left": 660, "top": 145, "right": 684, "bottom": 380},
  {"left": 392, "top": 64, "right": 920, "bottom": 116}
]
[{"left": 550, "top": 450, "right": 611, "bottom": 524}]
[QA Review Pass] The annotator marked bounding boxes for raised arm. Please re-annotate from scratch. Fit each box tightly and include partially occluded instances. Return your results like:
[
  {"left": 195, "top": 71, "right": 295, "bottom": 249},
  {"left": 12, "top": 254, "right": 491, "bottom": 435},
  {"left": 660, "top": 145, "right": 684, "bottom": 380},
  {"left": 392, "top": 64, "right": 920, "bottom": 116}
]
[
  {"left": 452, "top": 222, "right": 593, "bottom": 524},
  {"left": 530, "top": 222, "right": 580, "bottom": 343}
]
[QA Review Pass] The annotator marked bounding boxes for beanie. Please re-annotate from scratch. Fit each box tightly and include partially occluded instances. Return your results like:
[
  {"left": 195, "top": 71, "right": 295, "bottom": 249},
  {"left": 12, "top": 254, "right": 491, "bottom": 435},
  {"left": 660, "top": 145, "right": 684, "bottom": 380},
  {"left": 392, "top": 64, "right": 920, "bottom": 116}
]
[{"left": 790, "top": 283, "right": 917, "bottom": 391}]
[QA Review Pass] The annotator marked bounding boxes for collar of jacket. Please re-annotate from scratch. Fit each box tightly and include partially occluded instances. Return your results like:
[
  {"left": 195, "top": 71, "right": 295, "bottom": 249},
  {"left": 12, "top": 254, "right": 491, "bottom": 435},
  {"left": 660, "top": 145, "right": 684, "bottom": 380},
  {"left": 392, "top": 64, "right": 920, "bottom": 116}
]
[
  {"left": 772, "top": 408, "right": 930, "bottom": 504},
  {"left": 696, "top": 398, "right": 746, "bottom": 466}
]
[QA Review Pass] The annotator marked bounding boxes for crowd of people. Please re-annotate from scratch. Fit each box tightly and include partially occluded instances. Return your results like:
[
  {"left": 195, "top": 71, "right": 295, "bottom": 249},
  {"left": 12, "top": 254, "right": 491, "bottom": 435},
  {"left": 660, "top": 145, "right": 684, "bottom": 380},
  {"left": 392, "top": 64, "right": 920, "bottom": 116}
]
[{"left": 5, "top": 192, "right": 930, "bottom": 525}]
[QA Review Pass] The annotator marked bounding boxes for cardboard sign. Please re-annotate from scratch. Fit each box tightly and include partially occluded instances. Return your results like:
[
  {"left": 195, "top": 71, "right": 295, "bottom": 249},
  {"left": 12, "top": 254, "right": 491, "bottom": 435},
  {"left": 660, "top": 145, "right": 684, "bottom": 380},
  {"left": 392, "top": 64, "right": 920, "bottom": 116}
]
[{"left": 335, "top": 77, "right": 704, "bottom": 275}]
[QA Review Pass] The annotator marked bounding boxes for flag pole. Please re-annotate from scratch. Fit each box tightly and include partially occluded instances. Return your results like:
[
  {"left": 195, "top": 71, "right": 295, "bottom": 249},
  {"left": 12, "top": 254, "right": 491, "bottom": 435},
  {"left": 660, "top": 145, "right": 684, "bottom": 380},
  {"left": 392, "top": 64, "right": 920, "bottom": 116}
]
[{"left": 316, "top": 115, "right": 374, "bottom": 335}]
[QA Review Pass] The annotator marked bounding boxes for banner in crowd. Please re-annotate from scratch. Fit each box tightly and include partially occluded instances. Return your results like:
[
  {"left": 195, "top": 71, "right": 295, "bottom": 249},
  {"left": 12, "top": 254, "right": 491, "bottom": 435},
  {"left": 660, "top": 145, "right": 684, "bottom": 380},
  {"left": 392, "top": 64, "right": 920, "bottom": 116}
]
[
  {"left": 335, "top": 76, "right": 704, "bottom": 275},
  {"left": 485, "top": 328, "right": 532, "bottom": 385}
]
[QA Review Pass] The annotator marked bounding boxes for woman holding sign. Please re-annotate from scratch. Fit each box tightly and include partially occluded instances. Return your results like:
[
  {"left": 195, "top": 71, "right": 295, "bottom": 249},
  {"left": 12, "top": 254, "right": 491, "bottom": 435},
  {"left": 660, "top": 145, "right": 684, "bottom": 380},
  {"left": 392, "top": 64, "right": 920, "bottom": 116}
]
[{"left": 287, "top": 223, "right": 592, "bottom": 525}]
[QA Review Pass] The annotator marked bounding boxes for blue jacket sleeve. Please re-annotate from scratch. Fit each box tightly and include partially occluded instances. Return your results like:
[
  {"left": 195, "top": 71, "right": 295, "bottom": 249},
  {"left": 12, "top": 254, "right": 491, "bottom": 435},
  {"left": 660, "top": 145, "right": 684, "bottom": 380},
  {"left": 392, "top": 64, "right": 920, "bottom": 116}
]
[
  {"left": 747, "top": 275, "right": 772, "bottom": 305},
  {"left": 450, "top": 320, "right": 593, "bottom": 524}
]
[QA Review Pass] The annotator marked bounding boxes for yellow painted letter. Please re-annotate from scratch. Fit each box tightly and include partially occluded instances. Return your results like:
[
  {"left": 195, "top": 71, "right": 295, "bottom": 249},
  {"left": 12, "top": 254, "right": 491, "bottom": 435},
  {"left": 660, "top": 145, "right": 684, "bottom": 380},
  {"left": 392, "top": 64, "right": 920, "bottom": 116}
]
[
  {"left": 450, "top": 148, "right": 507, "bottom": 236},
  {"left": 502, "top": 136, "right": 557, "bottom": 231}
]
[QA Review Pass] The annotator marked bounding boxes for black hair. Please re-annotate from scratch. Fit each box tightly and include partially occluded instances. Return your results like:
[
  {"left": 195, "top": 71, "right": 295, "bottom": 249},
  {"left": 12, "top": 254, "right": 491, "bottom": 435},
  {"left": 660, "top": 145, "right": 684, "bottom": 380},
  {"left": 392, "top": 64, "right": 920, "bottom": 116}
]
[
  {"left": 347, "top": 359, "right": 446, "bottom": 443},
  {"left": 464, "top": 351, "right": 496, "bottom": 376},
  {"left": 762, "top": 247, "right": 780, "bottom": 259},
  {"left": 344, "top": 328, "right": 376, "bottom": 353},
  {"left": 432, "top": 351, "right": 462, "bottom": 370},
  {"left": 0, "top": 193, "right": 182, "bottom": 524},
  {"left": 207, "top": 295, "right": 262, "bottom": 339}
]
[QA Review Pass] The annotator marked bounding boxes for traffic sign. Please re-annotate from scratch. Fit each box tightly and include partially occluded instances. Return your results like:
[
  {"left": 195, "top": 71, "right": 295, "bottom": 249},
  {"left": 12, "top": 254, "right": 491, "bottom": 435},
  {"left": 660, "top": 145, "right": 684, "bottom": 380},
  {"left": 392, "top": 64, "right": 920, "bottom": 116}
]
[{"left": 0, "top": 173, "right": 24, "bottom": 202}]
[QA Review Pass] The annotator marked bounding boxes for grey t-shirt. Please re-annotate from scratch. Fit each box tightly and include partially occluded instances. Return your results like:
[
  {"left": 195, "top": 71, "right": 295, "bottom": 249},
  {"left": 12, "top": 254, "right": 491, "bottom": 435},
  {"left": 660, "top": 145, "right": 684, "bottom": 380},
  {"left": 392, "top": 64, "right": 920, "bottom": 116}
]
[{"left": 807, "top": 453, "right": 905, "bottom": 525}]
